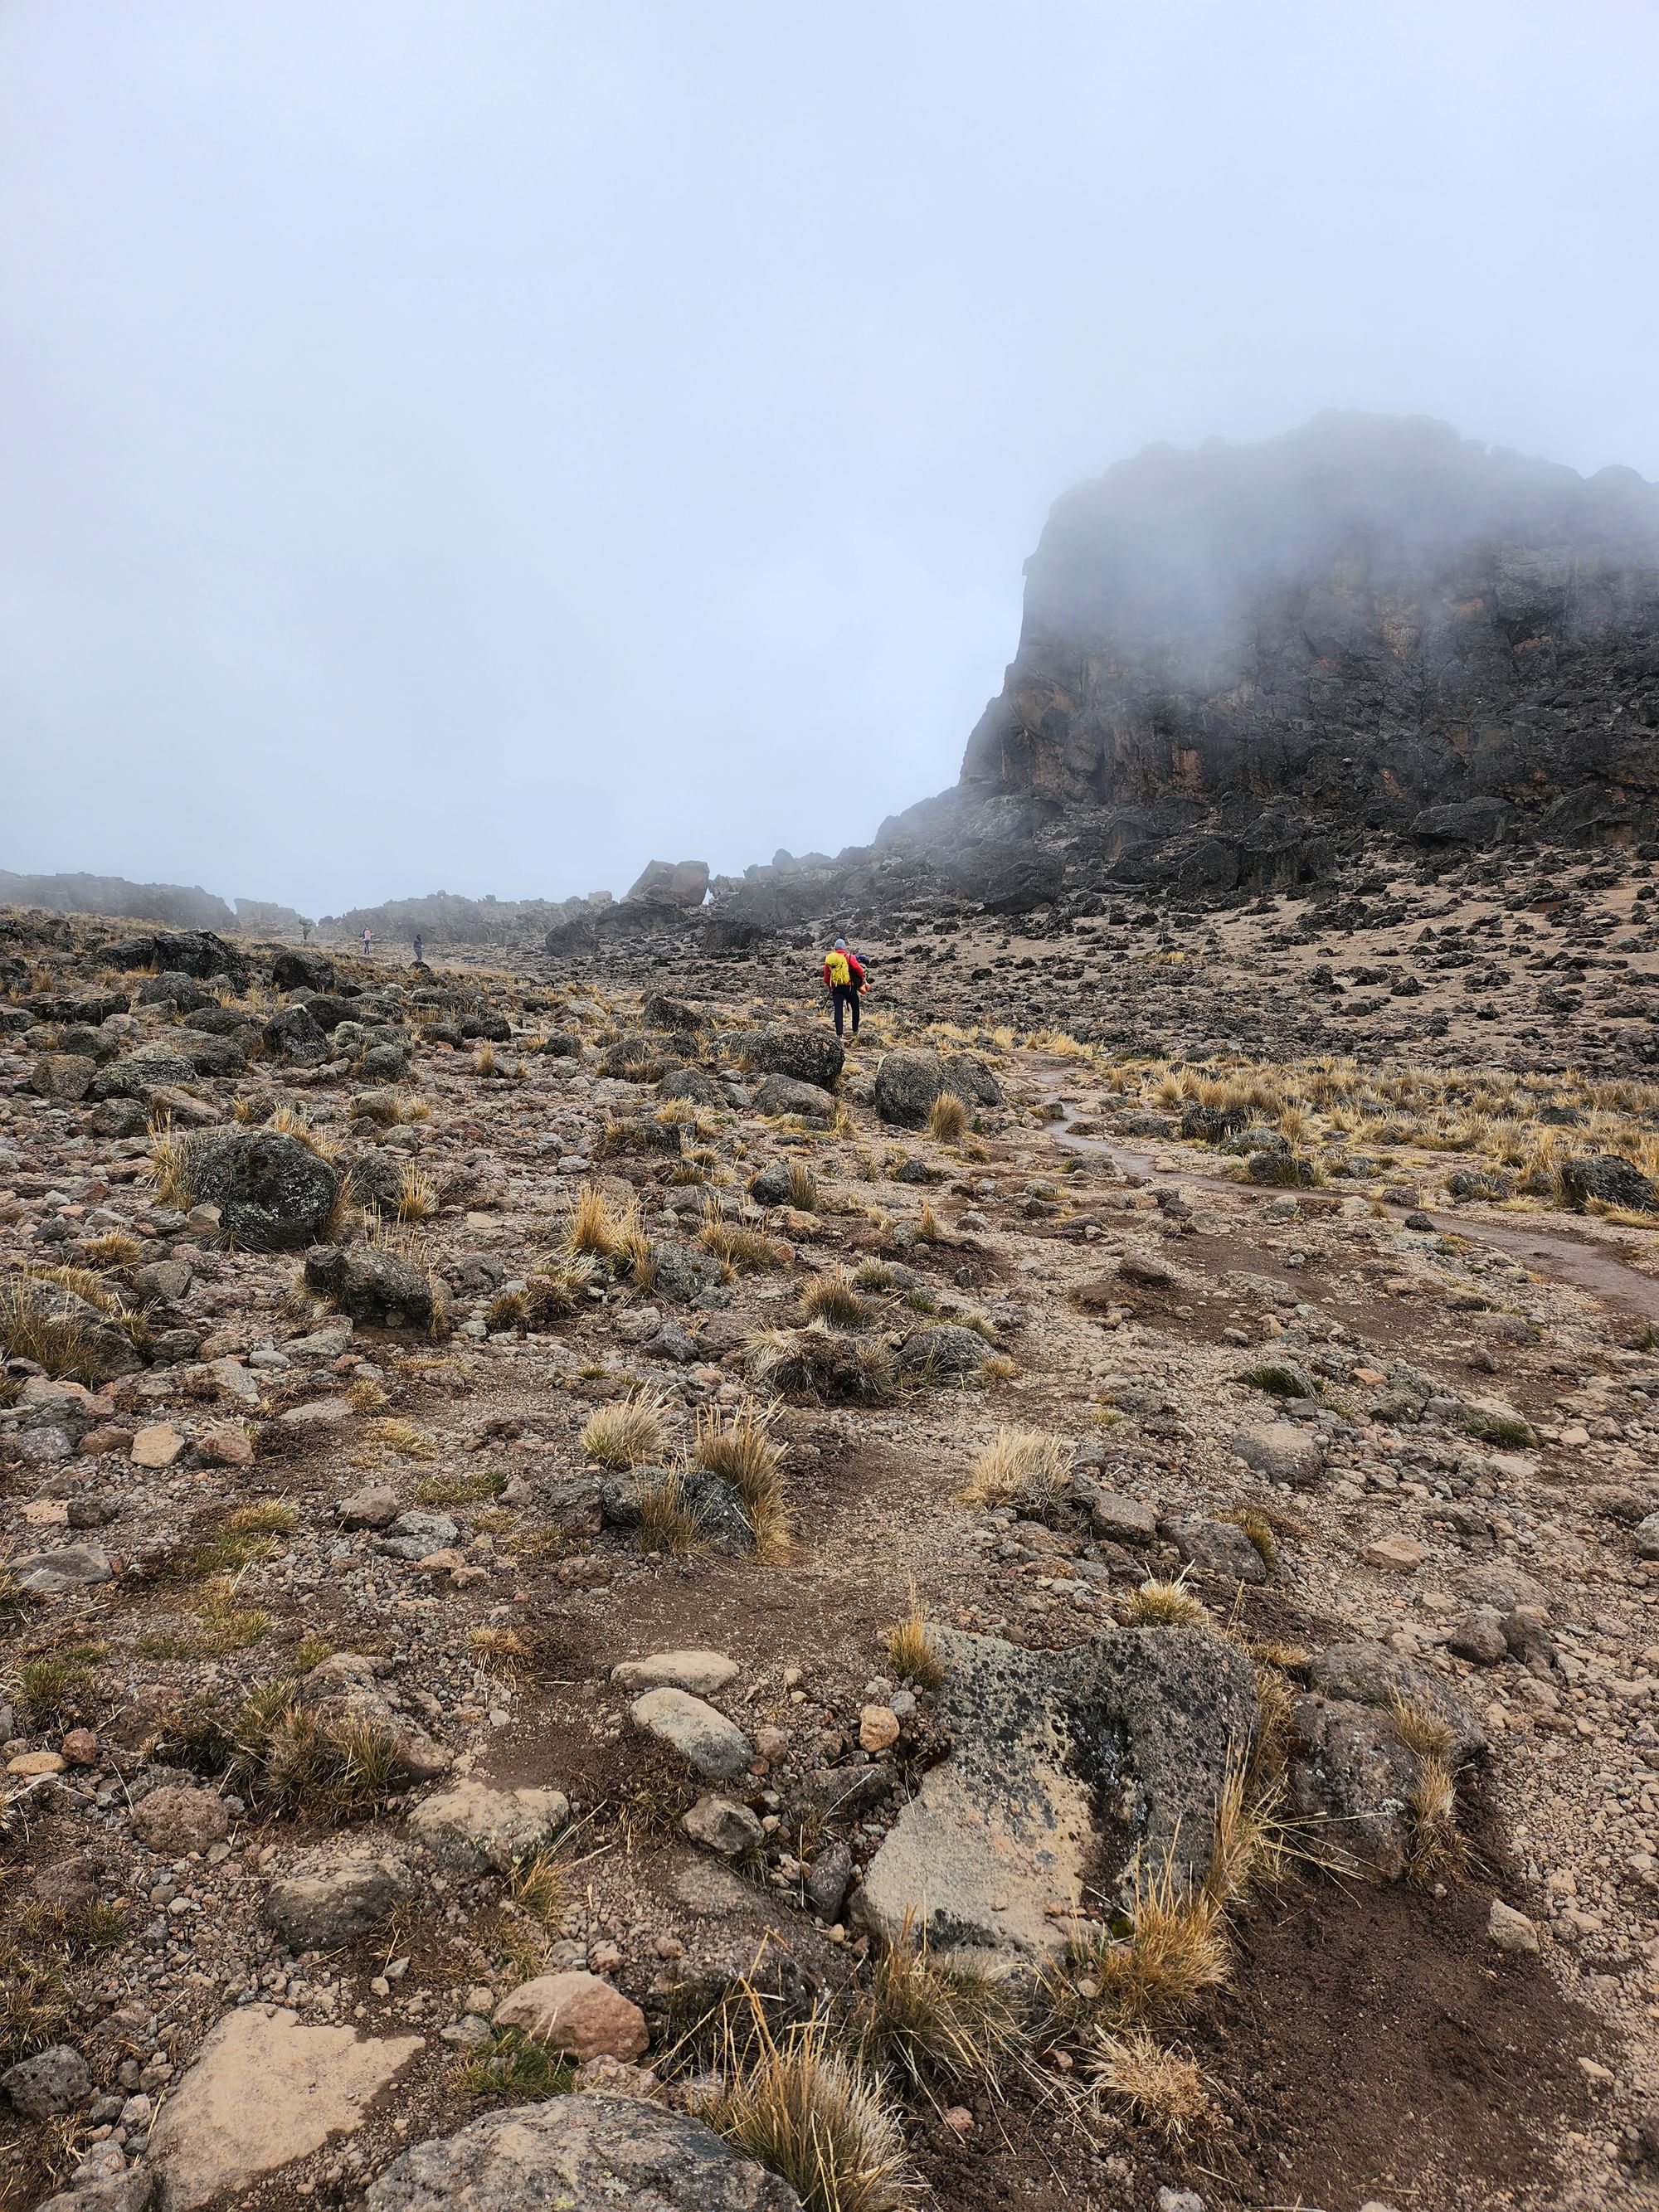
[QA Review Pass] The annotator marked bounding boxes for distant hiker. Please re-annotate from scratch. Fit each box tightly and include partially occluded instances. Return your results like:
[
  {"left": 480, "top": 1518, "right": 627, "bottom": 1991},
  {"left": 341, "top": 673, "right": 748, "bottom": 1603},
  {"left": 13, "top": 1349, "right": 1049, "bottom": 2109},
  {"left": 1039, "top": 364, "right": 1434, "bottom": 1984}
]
[
  {"left": 362, "top": 927, "right": 372, "bottom": 957},
  {"left": 822, "top": 937, "right": 867, "bottom": 1038},
  {"left": 412, "top": 933, "right": 424, "bottom": 965}
]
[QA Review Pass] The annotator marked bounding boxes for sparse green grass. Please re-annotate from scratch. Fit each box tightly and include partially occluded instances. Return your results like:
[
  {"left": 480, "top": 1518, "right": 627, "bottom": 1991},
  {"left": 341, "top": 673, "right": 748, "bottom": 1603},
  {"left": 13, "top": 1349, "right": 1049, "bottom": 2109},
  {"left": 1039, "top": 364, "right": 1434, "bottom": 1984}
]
[
  {"left": 10, "top": 1647, "right": 105, "bottom": 1725},
  {"left": 166, "top": 1501, "right": 298, "bottom": 1583},
  {"left": 452, "top": 2026, "right": 574, "bottom": 2102},
  {"left": 415, "top": 1466, "right": 508, "bottom": 1506}
]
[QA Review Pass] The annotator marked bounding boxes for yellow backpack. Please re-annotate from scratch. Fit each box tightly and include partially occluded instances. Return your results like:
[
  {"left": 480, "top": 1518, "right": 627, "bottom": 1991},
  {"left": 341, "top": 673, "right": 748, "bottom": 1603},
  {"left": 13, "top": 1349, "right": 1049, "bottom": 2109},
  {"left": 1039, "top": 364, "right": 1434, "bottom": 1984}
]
[{"left": 825, "top": 950, "right": 850, "bottom": 987}]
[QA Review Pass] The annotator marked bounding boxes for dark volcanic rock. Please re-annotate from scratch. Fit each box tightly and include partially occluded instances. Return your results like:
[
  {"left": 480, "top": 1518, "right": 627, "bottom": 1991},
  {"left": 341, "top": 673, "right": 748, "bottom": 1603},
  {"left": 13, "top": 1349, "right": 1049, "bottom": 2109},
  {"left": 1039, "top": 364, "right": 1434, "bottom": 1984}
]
[
  {"left": 957, "top": 414, "right": 1659, "bottom": 841},
  {"left": 182, "top": 1130, "right": 341, "bottom": 1251}
]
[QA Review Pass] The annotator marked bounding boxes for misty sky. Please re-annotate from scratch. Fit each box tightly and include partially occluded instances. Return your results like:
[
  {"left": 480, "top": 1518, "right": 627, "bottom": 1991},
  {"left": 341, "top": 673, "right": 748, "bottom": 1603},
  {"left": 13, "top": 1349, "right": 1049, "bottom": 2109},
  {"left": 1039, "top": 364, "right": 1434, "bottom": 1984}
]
[{"left": 2, "top": 3, "right": 1656, "bottom": 918}]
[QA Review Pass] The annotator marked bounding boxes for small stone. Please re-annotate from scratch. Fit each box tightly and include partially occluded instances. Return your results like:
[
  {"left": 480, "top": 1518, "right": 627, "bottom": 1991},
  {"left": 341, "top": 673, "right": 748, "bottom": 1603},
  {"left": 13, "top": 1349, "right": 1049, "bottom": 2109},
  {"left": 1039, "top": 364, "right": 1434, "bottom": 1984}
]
[
  {"left": 131, "top": 1423, "right": 187, "bottom": 1469},
  {"left": 493, "top": 1971, "right": 649, "bottom": 2062},
  {"left": 7, "top": 1749, "right": 66, "bottom": 1777},
  {"left": 338, "top": 1485, "right": 400, "bottom": 1531},
  {"left": 195, "top": 1424, "right": 254, "bottom": 1468},
  {"left": 60, "top": 1728, "right": 100, "bottom": 1765},
  {"left": 610, "top": 1649, "right": 740, "bottom": 1697},
  {"left": 1486, "top": 1899, "right": 1540, "bottom": 1954},
  {"left": 1, "top": 2043, "right": 90, "bottom": 2117},
  {"left": 630, "top": 1688, "right": 752, "bottom": 1778},
  {"left": 683, "top": 1794, "right": 764, "bottom": 1856},
  {"left": 859, "top": 1704, "right": 900, "bottom": 1753},
  {"left": 407, "top": 1780, "right": 568, "bottom": 1874},
  {"left": 1362, "top": 1534, "right": 1427, "bottom": 1571}
]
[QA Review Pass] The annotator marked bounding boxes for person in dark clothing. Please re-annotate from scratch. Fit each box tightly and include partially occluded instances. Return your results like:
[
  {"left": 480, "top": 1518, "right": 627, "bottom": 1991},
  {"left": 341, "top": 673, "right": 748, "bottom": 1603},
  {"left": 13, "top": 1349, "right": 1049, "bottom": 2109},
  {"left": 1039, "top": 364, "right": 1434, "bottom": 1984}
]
[
  {"left": 822, "top": 938, "right": 867, "bottom": 1038},
  {"left": 412, "top": 933, "right": 424, "bottom": 965}
]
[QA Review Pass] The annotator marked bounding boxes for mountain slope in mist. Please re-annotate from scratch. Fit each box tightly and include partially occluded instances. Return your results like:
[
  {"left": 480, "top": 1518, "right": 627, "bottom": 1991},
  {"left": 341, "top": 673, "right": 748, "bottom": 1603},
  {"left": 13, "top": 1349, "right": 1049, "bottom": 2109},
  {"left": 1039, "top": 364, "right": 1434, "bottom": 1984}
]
[{"left": 961, "top": 412, "right": 1659, "bottom": 836}]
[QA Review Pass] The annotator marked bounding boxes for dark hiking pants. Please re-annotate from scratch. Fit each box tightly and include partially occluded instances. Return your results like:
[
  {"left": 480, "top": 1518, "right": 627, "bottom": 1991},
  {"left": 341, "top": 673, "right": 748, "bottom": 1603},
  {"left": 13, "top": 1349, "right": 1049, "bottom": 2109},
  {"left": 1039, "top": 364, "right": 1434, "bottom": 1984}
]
[{"left": 831, "top": 984, "right": 859, "bottom": 1036}]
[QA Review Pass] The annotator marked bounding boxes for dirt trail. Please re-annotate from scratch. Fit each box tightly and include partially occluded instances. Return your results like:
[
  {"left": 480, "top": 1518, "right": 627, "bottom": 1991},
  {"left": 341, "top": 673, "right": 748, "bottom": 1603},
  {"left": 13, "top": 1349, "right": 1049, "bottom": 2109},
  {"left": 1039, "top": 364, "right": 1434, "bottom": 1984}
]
[{"left": 1034, "top": 1062, "right": 1659, "bottom": 1326}]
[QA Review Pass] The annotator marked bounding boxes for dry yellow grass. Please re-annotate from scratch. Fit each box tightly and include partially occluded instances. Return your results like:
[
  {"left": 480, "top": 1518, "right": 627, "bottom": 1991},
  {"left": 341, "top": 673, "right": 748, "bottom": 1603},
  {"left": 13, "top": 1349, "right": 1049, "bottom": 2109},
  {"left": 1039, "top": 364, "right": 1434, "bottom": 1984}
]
[
  {"left": 710, "top": 2009, "right": 913, "bottom": 2212},
  {"left": 961, "top": 1427, "right": 1070, "bottom": 1507},
  {"left": 927, "top": 1091, "right": 968, "bottom": 1143},
  {"left": 1087, "top": 2028, "right": 1214, "bottom": 2140},
  {"left": 581, "top": 1389, "right": 670, "bottom": 1470},
  {"left": 1122, "top": 1578, "right": 1209, "bottom": 1629},
  {"left": 884, "top": 1585, "right": 946, "bottom": 1689}
]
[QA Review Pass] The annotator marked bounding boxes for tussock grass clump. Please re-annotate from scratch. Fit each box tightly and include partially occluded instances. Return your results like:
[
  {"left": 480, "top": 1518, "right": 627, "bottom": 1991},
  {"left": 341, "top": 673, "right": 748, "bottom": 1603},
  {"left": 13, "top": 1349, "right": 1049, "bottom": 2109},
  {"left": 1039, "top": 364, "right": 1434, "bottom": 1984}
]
[
  {"left": 1122, "top": 1578, "right": 1209, "bottom": 1629},
  {"left": 694, "top": 1401, "right": 791, "bottom": 1558},
  {"left": 1087, "top": 2028, "right": 1214, "bottom": 2140},
  {"left": 1219, "top": 1508, "right": 1278, "bottom": 1572},
  {"left": 347, "top": 1378, "right": 390, "bottom": 1415},
  {"left": 852, "top": 1259, "right": 896, "bottom": 1291},
  {"left": 786, "top": 1159, "right": 819, "bottom": 1211},
  {"left": 582, "top": 1389, "right": 671, "bottom": 1470},
  {"left": 364, "top": 1418, "right": 439, "bottom": 1461},
  {"left": 1463, "top": 1408, "right": 1536, "bottom": 1448},
  {"left": 10, "top": 1648, "right": 105, "bottom": 1725},
  {"left": 0, "top": 1264, "right": 146, "bottom": 1383},
  {"left": 1392, "top": 1697, "right": 1462, "bottom": 1879},
  {"left": 800, "top": 1272, "right": 878, "bottom": 1330},
  {"left": 565, "top": 1182, "right": 645, "bottom": 1266},
  {"left": 701, "top": 1208, "right": 791, "bottom": 1274},
  {"left": 394, "top": 1164, "right": 437, "bottom": 1223},
  {"left": 233, "top": 1682, "right": 400, "bottom": 1817},
  {"left": 80, "top": 1232, "right": 144, "bottom": 1270},
  {"left": 710, "top": 2010, "right": 914, "bottom": 2212},
  {"left": 0, "top": 1943, "right": 71, "bottom": 2067},
  {"left": 884, "top": 1588, "right": 945, "bottom": 1689},
  {"left": 469, "top": 1624, "right": 538, "bottom": 1671},
  {"left": 1044, "top": 1855, "right": 1229, "bottom": 2044},
  {"left": 1241, "top": 1362, "right": 1315, "bottom": 1399},
  {"left": 631, "top": 1467, "right": 708, "bottom": 1556},
  {"left": 854, "top": 1928, "right": 1023, "bottom": 2091},
  {"left": 415, "top": 1466, "right": 505, "bottom": 1506},
  {"left": 926, "top": 1091, "right": 968, "bottom": 1144},
  {"left": 745, "top": 1325, "right": 896, "bottom": 1404},
  {"left": 961, "top": 1427, "right": 1070, "bottom": 1508}
]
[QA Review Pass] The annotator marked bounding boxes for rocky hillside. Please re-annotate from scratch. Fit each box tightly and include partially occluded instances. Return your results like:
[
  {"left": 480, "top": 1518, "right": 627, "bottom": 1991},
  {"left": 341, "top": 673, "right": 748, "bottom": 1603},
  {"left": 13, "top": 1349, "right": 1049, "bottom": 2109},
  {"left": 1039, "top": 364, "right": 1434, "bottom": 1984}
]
[{"left": 960, "top": 413, "right": 1659, "bottom": 842}]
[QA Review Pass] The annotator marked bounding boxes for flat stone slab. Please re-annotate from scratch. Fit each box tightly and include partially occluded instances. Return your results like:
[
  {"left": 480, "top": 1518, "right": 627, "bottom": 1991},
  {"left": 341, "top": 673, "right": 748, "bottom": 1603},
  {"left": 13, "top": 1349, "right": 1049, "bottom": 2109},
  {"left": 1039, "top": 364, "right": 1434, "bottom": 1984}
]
[
  {"left": 611, "top": 1649, "right": 739, "bottom": 1696},
  {"left": 151, "top": 2005, "right": 421, "bottom": 2210},
  {"left": 854, "top": 1625, "right": 1256, "bottom": 1962}
]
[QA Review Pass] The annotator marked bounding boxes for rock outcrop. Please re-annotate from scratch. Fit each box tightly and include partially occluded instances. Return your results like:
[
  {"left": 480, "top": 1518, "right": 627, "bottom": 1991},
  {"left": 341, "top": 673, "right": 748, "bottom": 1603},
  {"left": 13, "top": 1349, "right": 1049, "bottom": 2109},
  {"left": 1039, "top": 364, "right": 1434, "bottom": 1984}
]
[{"left": 959, "top": 412, "right": 1659, "bottom": 839}]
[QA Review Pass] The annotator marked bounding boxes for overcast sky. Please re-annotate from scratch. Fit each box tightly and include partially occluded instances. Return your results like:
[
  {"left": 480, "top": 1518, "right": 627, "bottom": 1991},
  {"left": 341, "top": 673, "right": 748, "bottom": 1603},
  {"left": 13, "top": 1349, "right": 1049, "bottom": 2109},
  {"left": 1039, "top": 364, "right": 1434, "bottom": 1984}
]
[{"left": 2, "top": 3, "right": 1656, "bottom": 917}]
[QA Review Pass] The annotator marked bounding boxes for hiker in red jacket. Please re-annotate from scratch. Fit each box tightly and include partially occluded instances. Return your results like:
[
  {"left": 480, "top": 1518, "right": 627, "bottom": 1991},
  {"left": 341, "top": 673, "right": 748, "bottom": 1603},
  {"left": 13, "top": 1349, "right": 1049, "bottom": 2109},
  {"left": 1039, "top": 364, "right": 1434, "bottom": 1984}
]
[{"left": 822, "top": 938, "right": 867, "bottom": 1038}]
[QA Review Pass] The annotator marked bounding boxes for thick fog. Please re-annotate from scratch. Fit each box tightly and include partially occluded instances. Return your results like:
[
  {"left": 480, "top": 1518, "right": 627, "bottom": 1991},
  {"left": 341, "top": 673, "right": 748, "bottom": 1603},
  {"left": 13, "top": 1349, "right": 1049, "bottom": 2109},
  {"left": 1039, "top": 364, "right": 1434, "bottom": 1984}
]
[{"left": 2, "top": 2, "right": 1655, "bottom": 917}]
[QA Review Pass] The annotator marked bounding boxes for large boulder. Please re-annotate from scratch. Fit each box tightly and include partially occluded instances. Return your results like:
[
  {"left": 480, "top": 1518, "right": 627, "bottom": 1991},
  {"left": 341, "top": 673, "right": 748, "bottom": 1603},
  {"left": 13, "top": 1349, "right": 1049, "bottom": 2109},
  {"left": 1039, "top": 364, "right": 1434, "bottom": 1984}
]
[
  {"left": 1306, "top": 1641, "right": 1486, "bottom": 1764},
  {"left": 1559, "top": 1154, "right": 1658, "bottom": 1213},
  {"left": 752, "top": 1074, "right": 834, "bottom": 1123},
  {"left": 363, "top": 2095, "right": 801, "bottom": 2211},
  {"left": 873, "top": 1048, "right": 999, "bottom": 1129},
  {"left": 303, "top": 1244, "right": 445, "bottom": 1331},
  {"left": 747, "top": 1027, "right": 844, "bottom": 1091},
  {"left": 625, "top": 859, "right": 711, "bottom": 909},
  {"left": 181, "top": 1130, "right": 340, "bottom": 1251},
  {"left": 854, "top": 1625, "right": 1256, "bottom": 1959},
  {"left": 271, "top": 948, "right": 336, "bottom": 992}
]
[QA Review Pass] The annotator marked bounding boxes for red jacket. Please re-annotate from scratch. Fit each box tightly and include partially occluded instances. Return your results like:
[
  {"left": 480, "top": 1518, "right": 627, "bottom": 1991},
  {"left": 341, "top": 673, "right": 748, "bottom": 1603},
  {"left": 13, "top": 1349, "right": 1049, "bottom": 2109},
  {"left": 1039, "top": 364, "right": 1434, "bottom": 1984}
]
[{"left": 823, "top": 950, "right": 866, "bottom": 989}]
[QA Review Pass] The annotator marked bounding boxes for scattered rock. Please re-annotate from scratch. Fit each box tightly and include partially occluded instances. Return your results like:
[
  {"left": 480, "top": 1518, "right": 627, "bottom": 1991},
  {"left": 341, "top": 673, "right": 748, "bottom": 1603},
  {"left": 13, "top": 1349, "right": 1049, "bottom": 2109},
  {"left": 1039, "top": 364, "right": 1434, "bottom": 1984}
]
[
  {"left": 149, "top": 2007, "right": 421, "bottom": 2210},
  {"left": 492, "top": 1972, "right": 649, "bottom": 2062},
  {"left": 263, "top": 1845, "right": 413, "bottom": 1950},
  {"left": 630, "top": 1689, "right": 753, "bottom": 1779},
  {"left": 362, "top": 2093, "right": 801, "bottom": 2210},
  {"left": 2, "top": 2043, "right": 91, "bottom": 2118},
  {"left": 407, "top": 1781, "right": 569, "bottom": 1873},
  {"left": 129, "top": 1785, "right": 231, "bottom": 1856}
]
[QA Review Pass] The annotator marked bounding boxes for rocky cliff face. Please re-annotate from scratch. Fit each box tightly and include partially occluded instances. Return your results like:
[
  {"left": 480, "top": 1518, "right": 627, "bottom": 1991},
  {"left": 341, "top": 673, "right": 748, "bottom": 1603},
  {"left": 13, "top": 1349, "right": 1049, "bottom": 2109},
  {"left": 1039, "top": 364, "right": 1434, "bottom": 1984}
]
[{"left": 960, "top": 414, "right": 1659, "bottom": 844}]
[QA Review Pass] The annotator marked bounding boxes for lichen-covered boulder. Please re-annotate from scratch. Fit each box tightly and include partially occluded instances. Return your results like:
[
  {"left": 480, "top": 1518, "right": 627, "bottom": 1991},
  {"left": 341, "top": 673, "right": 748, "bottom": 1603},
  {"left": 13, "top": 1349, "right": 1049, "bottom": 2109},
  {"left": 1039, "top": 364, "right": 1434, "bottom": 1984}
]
[{"left": 181, "top": 1130, "right": 340, "bottom": 1251}]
